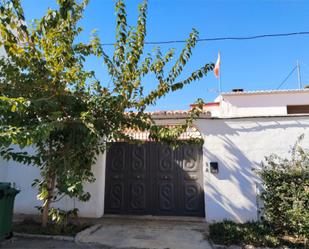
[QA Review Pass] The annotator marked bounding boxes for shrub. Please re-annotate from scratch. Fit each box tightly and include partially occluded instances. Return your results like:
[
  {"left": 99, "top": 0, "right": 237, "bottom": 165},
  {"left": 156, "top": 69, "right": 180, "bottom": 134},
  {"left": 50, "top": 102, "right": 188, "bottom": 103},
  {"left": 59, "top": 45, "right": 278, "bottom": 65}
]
[
  {"left": 258, "top": 135, "right": 309, "bottom": 239},
  {"left": 209, "top": 220, "right": 280, "bottom": 247}
]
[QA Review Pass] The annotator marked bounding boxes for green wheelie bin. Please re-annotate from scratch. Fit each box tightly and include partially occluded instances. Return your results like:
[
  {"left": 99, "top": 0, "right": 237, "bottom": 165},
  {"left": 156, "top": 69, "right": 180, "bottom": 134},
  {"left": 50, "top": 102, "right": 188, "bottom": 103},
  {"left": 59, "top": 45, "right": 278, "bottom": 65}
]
[{"left": 0, "top": 182, "right": 20, "bottom": 241}]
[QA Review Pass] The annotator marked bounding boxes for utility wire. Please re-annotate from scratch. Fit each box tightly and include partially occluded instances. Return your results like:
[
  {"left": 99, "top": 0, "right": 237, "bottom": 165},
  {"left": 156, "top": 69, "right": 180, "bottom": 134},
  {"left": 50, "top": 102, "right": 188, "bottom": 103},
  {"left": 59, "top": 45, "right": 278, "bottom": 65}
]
[
  {"left": 276, "top": 66, "right": 297, "bottom": 89},
  {"left": 101, "top": 31, "right": 309, "bottom": 46}
]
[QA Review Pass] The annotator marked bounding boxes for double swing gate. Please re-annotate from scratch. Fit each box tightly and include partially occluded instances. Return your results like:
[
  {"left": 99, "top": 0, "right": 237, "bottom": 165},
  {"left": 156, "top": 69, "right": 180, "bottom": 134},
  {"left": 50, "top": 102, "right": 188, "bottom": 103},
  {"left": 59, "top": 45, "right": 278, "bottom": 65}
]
[{"left": 104, "top": 142, "right": 205, "bottom": 217}]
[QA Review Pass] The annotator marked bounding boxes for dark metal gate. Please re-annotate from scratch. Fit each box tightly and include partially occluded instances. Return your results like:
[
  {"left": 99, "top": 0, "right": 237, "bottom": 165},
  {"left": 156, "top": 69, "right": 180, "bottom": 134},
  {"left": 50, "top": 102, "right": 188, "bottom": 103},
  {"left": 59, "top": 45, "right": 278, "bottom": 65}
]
[{"left": 104, "top": 142, "right": 205, "bottom": 217}]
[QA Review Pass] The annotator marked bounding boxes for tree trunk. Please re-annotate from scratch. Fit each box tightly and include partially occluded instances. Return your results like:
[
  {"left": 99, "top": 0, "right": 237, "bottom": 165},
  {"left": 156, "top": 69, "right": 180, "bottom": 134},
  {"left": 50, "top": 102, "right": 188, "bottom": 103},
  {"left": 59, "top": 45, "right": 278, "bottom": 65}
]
[
  {"left": 41, "top": 172, "right": 56, "bottom": 227},
  {"left": 42, "top": 200, "right": 49, "bottom": 228},
  {"left": 42, "top": 139, "right": 56, "bottom": 228}
]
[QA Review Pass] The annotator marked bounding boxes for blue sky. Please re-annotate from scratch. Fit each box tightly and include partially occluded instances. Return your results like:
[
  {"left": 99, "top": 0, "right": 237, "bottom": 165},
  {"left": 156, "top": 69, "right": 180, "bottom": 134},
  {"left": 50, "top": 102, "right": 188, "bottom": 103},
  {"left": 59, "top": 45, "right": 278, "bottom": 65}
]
[{"left": 21, "top": 0, "right": 309, "bottom": 110}]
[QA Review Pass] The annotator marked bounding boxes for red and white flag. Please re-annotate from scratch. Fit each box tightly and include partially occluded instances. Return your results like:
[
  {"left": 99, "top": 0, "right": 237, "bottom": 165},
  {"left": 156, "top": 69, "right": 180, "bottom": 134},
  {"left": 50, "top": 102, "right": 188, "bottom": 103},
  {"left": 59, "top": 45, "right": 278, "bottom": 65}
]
[{"left": 214, "top": 52, "right": 221, "bottom": 78}]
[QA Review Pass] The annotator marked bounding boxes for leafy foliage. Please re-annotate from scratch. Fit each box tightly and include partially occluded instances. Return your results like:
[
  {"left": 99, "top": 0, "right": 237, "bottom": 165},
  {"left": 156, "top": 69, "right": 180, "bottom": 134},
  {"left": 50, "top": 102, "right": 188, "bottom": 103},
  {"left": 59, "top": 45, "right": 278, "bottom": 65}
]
[
  {"left": 208, "top": 220, "right": 308, "bottom": 248},
  {"left": 209, "top": 221, "right": 280, "bottom": 247},
  {"left": 210, "top": 137, "right": 309, "bottom": 247},
  {"left": 0, "top": 0, "right": 213, "bottom": 226},
  {"left": 258, "top": 135, "right": 309, "bottom": 239}
]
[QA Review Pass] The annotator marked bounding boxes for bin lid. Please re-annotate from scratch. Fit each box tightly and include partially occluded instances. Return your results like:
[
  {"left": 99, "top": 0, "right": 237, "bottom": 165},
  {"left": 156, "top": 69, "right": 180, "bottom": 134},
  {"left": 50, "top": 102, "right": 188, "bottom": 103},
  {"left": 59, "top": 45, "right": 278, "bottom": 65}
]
[
  {"left": 6, "top": 187, "right": 20, "bottom": 196},
  {"left": 0, "top": 182, "right": 11, "bottom": 190},
  {"left": 0, "top": 183, "right": 19, "bottom": 199}
]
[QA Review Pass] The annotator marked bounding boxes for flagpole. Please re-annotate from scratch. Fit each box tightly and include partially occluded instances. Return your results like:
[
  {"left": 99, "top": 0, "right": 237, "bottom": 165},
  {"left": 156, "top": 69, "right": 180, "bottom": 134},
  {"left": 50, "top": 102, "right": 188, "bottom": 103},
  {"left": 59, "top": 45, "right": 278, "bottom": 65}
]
[{"left": 297, "top": 60, "right": 302, "bottom": 89}]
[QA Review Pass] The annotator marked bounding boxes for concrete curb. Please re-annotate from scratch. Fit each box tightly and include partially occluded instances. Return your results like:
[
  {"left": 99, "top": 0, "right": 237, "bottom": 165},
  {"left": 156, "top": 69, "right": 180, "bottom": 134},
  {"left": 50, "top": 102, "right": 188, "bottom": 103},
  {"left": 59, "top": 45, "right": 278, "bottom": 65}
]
[
  {"left": 211, "top": 244, "right": 285, "bottom": 249},
  {"left": 14, "top": 232, "right": 75, "bottom": 241},
  {"left": 211, "top": 244, "right": 237, "bottom": 249},
  {"left": 75, "top": 224, "right": 102, "bottom": 244}
]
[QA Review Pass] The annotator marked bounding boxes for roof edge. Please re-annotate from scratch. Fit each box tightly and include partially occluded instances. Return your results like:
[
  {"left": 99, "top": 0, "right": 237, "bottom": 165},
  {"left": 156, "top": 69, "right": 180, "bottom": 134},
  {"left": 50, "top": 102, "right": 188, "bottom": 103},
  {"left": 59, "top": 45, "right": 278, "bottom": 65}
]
[{"left": 221, "top": 88, "right": 309, "bottom": 96}]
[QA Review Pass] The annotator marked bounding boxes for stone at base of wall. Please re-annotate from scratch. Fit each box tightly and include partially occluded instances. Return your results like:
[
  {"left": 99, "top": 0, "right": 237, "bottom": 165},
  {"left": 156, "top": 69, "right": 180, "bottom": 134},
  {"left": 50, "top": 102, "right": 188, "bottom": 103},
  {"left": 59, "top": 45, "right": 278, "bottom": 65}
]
[
  {"left": 14, "top": 232, "right": 74, "bottom": 241},
  {"left": 13, "top": 214, "right": 41, "bottom": 223}
]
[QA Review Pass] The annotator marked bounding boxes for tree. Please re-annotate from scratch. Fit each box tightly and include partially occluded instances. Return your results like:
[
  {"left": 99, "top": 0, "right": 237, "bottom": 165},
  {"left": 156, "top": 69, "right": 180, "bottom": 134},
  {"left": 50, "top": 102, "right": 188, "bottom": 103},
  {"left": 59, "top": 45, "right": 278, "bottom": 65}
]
[{"left": 0, "top": 0, "right": 214, "bottom": 227}]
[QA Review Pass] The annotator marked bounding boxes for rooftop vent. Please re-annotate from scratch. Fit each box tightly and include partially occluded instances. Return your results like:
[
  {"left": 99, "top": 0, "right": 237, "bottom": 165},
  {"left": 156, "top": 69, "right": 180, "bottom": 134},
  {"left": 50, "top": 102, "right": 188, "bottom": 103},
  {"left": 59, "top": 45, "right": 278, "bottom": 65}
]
[{"left": 232, "top": 88, "right": 244, "bottom": 92}]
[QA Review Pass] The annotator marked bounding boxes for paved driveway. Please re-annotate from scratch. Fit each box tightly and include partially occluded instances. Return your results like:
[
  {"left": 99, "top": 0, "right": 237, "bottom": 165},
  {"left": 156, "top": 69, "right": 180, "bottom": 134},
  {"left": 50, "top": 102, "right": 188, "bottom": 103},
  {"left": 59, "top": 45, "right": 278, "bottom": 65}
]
[
  {"left": 77, "top": 216, "right": 212, "bottom": 249},
  {"left": 1, "top": 216, "right": 211, "bottom": 249}
]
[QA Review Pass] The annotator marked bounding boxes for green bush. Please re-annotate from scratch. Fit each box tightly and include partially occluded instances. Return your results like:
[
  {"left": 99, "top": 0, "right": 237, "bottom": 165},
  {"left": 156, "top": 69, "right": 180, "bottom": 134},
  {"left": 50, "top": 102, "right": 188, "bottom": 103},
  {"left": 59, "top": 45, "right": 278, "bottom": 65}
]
[
  {"left": 209, "top": 221, "right": 280, "bottom": 247},
  {"left": 209, "top": 136, "right": 309, "bottom": 247},
  {"left": 258, "top": 135, "right": 309, "bottom": 239}
]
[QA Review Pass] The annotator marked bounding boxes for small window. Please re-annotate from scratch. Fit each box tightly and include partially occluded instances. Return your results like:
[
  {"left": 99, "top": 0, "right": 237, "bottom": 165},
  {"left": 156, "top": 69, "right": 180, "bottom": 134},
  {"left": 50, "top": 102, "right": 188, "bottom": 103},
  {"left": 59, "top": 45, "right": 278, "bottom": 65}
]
[{"left": 287, "top": 105, "right": 309, "bottom": 114}]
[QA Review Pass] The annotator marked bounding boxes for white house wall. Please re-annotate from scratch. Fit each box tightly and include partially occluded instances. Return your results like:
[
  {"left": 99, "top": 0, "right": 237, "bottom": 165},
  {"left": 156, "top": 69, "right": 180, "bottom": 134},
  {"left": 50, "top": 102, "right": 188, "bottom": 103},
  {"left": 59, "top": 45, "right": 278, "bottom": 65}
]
[
  {"left": 0, "top": 157, "right": 7, "bottom": 181},
  {"left": 0, "top": 150, "right": 106, "bottom": 218},
  {"left": 1, "top": 116, "right": 309, "bottom": 222},
  {"left": 0, "top": 147, "right": 41, "bottom": 213},
  {"left": 53, "top": 152, "right": 107, "bottom": 218},
  {"left": 195, "top": 116, "right": 309, "bottom": 223}
]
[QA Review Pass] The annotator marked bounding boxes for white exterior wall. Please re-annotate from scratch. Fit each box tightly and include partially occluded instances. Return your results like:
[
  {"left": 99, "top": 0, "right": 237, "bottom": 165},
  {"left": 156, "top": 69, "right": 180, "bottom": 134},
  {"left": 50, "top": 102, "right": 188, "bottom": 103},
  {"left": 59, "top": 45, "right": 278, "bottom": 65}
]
[
  {"left": 0, "top": 152, "right": 41, "bottom": 213},
  {"left": 2, "top": 115, "right": 309, "bottom": 222},
  {"left": 0, "top": 151, "right": 106, "bottom": 218},
  {"left": 195, "top": 116, "right": 309, "bottom": 223},
  {"left": 0, "top": 157, "right": 8, "bottom": 180},
  {"left": 217, "top": 91, "right": 309, "bottom": 118}
]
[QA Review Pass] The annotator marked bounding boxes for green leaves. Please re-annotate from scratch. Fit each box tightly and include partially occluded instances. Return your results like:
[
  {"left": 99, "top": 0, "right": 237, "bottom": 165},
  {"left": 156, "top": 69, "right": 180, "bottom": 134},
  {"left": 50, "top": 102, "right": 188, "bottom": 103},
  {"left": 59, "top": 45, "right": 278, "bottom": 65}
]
[
  {"left": 0, "top": 0, "right": 98, "bottom": 225},
  {"left": 258, "top": 136, "right": 309, "bottom": 239},
  {"left": 0, "top": 0, "right": 214, "bottom": 226},
  {"left": 0, "top": 96, "right": 29, "bottom": 112}
]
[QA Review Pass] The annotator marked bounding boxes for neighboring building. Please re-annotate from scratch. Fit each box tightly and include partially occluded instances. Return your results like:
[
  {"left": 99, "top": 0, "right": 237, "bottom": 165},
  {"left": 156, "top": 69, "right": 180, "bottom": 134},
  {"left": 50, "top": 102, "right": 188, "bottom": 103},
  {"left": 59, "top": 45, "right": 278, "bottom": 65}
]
[
  {"left": 1, "top": 89, "right": 309, "bottom": 223},
  {"left": 205, "top": 88, "right": 309, "bottom": 118}
]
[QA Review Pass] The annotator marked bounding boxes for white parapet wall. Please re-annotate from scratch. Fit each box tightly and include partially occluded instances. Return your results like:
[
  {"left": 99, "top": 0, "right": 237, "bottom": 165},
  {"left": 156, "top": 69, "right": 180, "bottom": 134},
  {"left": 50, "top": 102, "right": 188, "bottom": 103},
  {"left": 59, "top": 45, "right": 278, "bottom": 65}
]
[
  {"left": 218, "top": 90, "right": 309, "bottom": 118},
  {"left": 196, "top": 116, "right": 309, "bottom": 223},
  {"left": 0, "top": 149, "right": 106, "bottom": 218}
]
